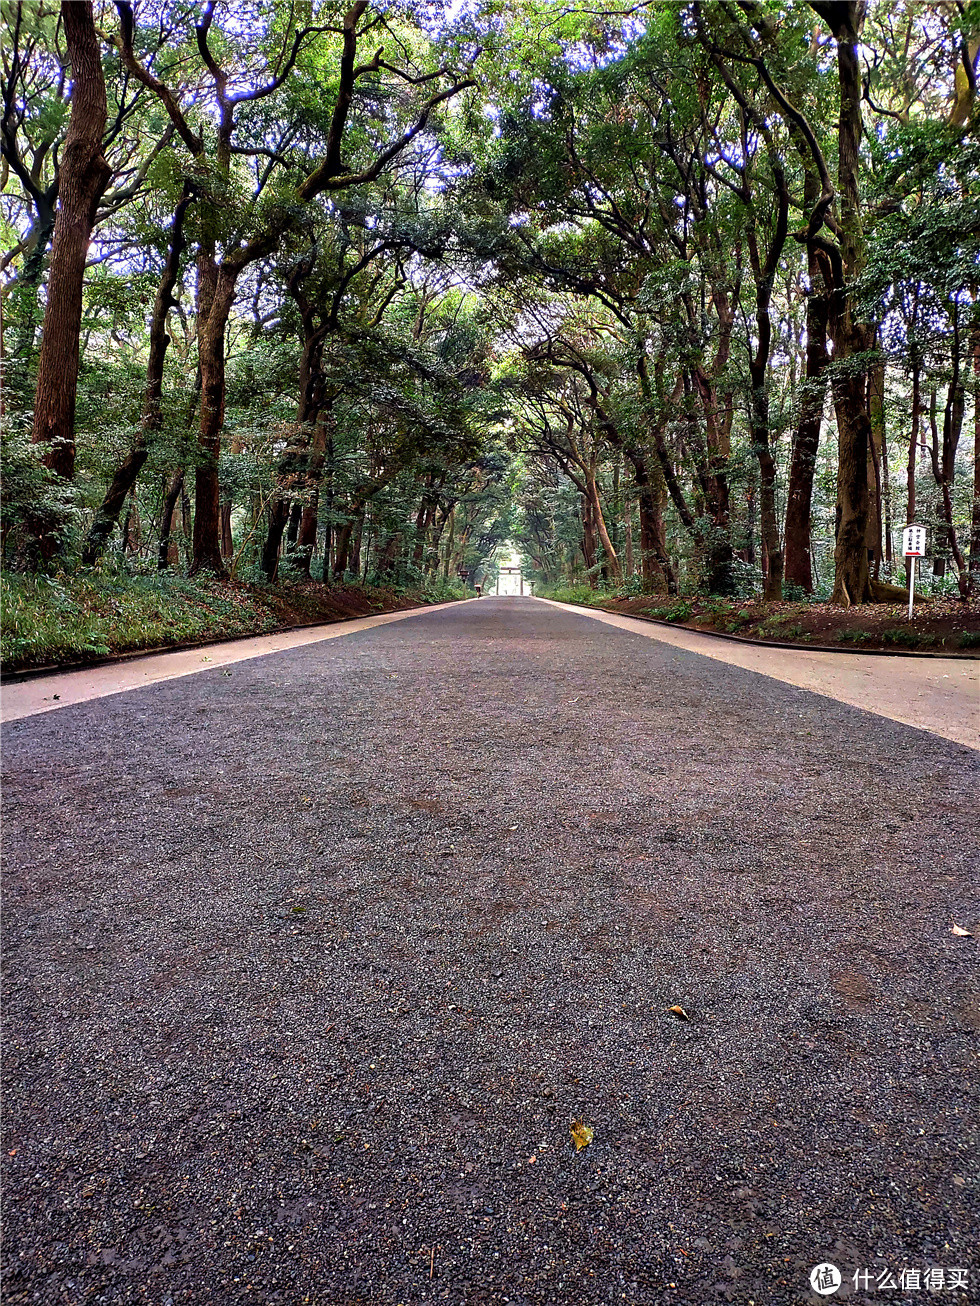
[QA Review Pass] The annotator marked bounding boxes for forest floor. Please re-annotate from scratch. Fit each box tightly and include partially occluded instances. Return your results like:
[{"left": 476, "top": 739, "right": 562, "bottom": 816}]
[
  {"left": 0, "top": 570, "right": 463, "bottom": 674},
  {"left": 564, "top": 592, "right": 980, "bottom": 655},
  {"left": 2, "top": 597, "right": 977, "bottom": 1306}
]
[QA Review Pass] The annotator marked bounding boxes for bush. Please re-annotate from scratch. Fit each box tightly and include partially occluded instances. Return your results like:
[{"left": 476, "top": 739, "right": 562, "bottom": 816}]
[
  {"left": 728, "top": 558, "right": 764, "bottom": 599},
  {"left": 535, "top": 583, "right": 603, "bottom": 605},
  {"left": 0, "top": 425, "right": 83, "bottom": 570},
  {"left": 415, "top": 576, "right": 468, "bottom": 603},
  {"left": 960, "top": 631, "right": 980, "bottom": 648},
  {"left": 882, "top": 627, "right": 935, "bottom": 648},
  {"left": 656, "top": 600, "right": 693, "bottom": 622},
  {"left": 610, "top": 574, "right": 646, "bottom": 598}
]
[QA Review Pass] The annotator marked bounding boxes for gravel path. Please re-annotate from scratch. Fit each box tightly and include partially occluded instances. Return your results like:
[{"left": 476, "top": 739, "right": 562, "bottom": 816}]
[
  {"left": 0, "top": 604, "right": 459, "bottom": 724},
  {"left": 3, "top": 597, "right": 978, "bottom": 1305},
  {"left": 532, "top": 600, "right": 980, "bottom": 751}
]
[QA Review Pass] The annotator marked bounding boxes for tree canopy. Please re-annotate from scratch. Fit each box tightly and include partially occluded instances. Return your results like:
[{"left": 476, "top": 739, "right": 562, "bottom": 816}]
[{"left": 3, "top": 0, "right": 979, "bottom": 602}]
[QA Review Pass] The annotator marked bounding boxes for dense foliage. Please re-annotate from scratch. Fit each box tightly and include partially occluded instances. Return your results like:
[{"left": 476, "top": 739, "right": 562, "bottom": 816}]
[{"left": 2, "top": 0, "right": 978, "bottom": 610}]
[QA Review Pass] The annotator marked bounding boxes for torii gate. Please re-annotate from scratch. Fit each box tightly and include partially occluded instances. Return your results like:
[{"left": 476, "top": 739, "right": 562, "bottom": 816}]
[{"left": 495, "top": 565, "right": 525, "bottom": 595}]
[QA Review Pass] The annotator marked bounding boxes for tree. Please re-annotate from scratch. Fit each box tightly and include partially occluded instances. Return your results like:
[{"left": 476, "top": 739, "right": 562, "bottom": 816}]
[
  {"left": 82, "top": 184, "right": 194, "bottom": 562},
  {"left": 116, "top": 0, "right": 474, "bottom": 574},
  {"left": 27, "top": 0, "right": 111, "bottom": 556}
]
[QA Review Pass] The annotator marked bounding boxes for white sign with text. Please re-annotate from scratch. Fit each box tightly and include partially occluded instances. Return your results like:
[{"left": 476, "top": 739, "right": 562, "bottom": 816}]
[{"left": 903, "top": 525, "right": 926, "bottom": 557}]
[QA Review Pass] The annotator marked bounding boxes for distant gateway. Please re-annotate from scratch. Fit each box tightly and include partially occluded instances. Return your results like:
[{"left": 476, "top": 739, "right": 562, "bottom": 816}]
[{"left": 496, "top": 565, "right": 525, "bottom": 596}]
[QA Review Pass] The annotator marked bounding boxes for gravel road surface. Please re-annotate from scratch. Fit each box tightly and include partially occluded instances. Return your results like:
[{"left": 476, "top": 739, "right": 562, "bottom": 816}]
[
  {"left": 532, "top": 600, "right": 980, "bottom": 751},
  {"left": 3, "top": 597, "right": 978, "bottom": 1305}
]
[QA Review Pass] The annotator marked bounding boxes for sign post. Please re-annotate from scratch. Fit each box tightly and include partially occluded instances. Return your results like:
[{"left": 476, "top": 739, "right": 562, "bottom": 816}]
[{"left": 903, "top": 525, "right": 926, "bottom": 621}]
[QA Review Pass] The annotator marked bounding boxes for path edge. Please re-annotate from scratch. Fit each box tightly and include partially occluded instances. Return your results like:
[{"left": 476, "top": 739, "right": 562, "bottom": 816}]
[
  {"left": 1, "top": 598, "right": 471, "bottom": 685},
  {"left": 531, "top": 597, "right": 979, "bottom": 660}
]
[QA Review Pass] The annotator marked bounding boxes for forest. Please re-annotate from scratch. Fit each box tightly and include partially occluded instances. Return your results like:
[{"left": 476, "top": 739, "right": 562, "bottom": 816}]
[{"left": 2, "top": 0, "right": 979, "bottom": 662}]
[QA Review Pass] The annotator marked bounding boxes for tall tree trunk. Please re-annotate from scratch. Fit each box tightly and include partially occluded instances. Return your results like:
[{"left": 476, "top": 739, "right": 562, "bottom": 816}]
[
  {"left": 84, "top": 188, "right": 193, "bottom": 563},
  {"left": 413, "top": 477, "right": 434, "bottom": 567},
  {"left": 286, "top": 501, "right": 302, "bottom": 552},
  {"left": 630, "top": 451, "right": 674, "bottom": 594},
  {"left": 442, "top": 506, "right": 456, "bottom": 580},
  {"left": 637, "top": 359, "right": 695, "bottom": 591},
  {"left": 586, "top": 468, "right": 621, "bottom": 582},
  {"left": 158, "top": 470, "right": 184, "bottom": 571},
  {"left": 872, "top": 356, "right": 893, "bottom": 567},
  {"left": 906, "top": 352, "right": 922, "bottom": 586},
  {"left": 262, "top": 500, "right": 290, "bottom": 582},
  {"left": 928, "top": 308, "right": 969, "bottom": 596},
  {"left": 429, "top": 508, "right": 449, "bottom": 575},
  {"left": 815, "top": 1, "right": 875, "bottom": 604},
  {"left": 322, "top": 431, "right": 335, "bottom": 581},
  {"left": 691, "top": 362, "right": 737, "bottom": 595},
  {"left": 868, "top": 355, "right": 887, "bottom": 573},
  {"left": 350, "top": 510, "right": 364, "bottom": 575},
  {"left": 360, "top": 515, "right": 373, "bottom": 582},
  {"left": 744, "top": 158, "right": 790, "bottom": 602},
  {"left": 29, "top": 0, "right": 111, "bottom": 556},
  {"left": 220, "top": 501, "right": 233, "bottom": 559},
  {"left": 333, "top": 519, "right": 355, "bottom": 577},
  {"left": 783, "top": 252, "right": 830, "bottom": 590},
  {"left": 377, "top": 530, "right": 400, "bottom": 579},
  {"left": 294, "top": 404, "right": 335, "bottom": 577},
  {"left": 970, "top": 333, "right": 980, "bottom": 595},
  {"left": 123, "top": 492, "right": 141, "bottom": 553},
  {"left": 190, "top": 266, "right": 238, "bottom": 575},
  {"left": 295, "top": 486, "right": 320, "bottom": 577},
  {"left": 756, "top": 436, "right": 782, "bottom": 601},
  {"left": 180, "top": 484, "right": 192, "bottom": 551},
  {"left": 581, "top": 494, "right": 597, "bottom": 578},
  {"left": 745, "top": 483, "right": 757, "bottom": 566}
]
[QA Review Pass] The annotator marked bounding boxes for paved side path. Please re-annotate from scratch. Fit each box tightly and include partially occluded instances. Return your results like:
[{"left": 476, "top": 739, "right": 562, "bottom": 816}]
[
  {"left": 2, "top": 598, "right": 977, "bottom": 1306},
  {"left": 534, "top": 598, "right": 980, "bottom": 750}
]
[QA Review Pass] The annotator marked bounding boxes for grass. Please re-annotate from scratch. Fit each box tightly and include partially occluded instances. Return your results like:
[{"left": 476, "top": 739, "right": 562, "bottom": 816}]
[
  {"left": 1, "top": 570, "right": 284, "bottom": 670},
  {"left": 1, "top": 568, "right": 467, "bottom": 672}
]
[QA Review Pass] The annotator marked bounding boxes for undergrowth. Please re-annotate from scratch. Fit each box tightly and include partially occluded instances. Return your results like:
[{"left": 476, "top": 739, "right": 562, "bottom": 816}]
[{"left": 1, "top": 567, "right": 466, "bottom": 671}]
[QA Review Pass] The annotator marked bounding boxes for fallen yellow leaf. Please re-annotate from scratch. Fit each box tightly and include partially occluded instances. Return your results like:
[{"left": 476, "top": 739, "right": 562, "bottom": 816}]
[
  {"left": 570, "top": 1119, "right": 593, "bottom": 1151},
  {"left": 667, "top": 1005, "right": 690, "bottom": 1021},
  {"left": 951, "top": 923, "right": 972, "bottom": 937}
]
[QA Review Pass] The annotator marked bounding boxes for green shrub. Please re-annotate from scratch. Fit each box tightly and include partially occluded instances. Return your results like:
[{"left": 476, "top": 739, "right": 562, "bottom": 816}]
[
  {"left": 660, "top": 600, "right": 693, "bottom": 622},
  {"left": 536, "top": 583, "right": 603, "bottom": 606},
  {"left": 416, "top": 576, "right": 468, "bottom": 604},
  {"left": 610, "top": 575, "right": 646, "bottom": 598},
  {"left": 758, "top": 612, "right": 793, "bottom": 632},
  {"left": 882, "top": 627, "right": 935, "bottom": 648},
  {"left": 959, "top": 631, "right": 980, "bottom": 648}
]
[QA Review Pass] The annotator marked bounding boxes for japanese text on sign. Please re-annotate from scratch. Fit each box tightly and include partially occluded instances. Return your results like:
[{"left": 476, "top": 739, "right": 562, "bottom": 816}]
[{"left": 903, "top": 525, "right": 926, "bottom": 557}]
